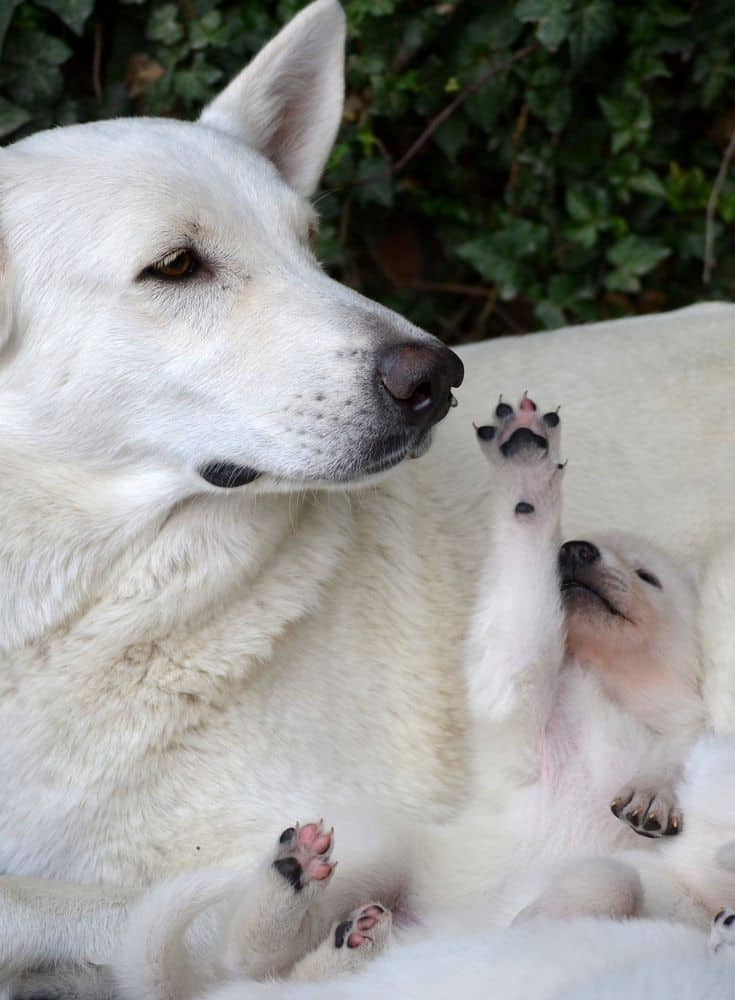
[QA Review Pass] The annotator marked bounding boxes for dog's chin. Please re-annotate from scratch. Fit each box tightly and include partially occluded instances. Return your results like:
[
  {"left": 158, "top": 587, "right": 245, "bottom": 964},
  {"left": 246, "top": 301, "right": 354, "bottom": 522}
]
[
  {"left": 318, "top": 428, "right": 433, "bottom": 486},
  {"left": 198, "top": 430, "right": 433, "bottom": 494}
]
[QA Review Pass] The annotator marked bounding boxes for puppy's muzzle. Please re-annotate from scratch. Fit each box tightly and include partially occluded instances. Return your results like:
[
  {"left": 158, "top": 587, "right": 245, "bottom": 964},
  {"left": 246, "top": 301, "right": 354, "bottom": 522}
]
[
  {"left": 378, "top": 343, "right": 464, "bottom": 430},
  {"left": 559, "top": 540, "right": 601, "bottom": 575}
]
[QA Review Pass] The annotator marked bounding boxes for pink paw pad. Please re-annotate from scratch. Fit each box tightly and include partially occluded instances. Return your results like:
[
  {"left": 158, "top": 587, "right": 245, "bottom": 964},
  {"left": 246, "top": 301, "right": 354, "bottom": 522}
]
[
  {"left": 274, "top": 820, "right": 335, "bottom": 891},
  {"left": 475, "top": 393, "right": 560, "bottom": 456},
  {"left": 335, "top": 903, "right": 391, "bottom": 950}
]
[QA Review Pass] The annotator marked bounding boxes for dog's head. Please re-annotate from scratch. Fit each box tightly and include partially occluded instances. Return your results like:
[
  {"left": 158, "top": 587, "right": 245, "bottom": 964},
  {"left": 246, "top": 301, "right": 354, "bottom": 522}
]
[
  {"left": 560, "top": 533, "right": 701, "bottom": 726},
  {"left": 0, "top": 0, "right": 462, "bottom": 493}
]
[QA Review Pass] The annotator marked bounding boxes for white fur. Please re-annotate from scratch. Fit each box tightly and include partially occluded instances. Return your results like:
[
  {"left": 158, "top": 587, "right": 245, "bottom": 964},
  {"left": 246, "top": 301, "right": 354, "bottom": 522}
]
[
  {"left": 197, "top": 919, "right": 730, "bottom": 1000},
  {"left": 3, "top": 0, "right": 735, "bottom": 994},
  {"left": 105, "top": 402, "right": 735, "bottom": 998}
]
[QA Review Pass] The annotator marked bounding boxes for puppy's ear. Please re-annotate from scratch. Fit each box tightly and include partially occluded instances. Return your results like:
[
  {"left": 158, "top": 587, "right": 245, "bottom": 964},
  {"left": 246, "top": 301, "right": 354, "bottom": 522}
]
[{"left": 199, "top": 0, "right": 346, "bottom": 197}]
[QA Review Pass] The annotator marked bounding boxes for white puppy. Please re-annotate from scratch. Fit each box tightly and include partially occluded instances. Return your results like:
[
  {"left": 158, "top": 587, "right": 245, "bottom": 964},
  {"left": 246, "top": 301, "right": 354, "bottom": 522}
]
[{"left": 101, "top": 396, "right": 735, "bottom": 1000}]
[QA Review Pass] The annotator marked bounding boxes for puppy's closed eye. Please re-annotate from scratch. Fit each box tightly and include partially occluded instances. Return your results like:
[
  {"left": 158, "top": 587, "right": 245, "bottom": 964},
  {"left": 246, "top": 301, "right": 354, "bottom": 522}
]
[{"left": 636, "top": 569, "right": 662, "bottom": 589}]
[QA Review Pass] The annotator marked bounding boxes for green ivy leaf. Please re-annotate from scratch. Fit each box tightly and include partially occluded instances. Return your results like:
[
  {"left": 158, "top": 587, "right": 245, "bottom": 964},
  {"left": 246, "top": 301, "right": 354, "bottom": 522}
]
[
  {"left": 457, "top": 217, "right": 549, "bottom": 298},
  {"left": 0, "top": 0, "right": 22, "bottom": 53},
  {"left": 434, "top": 116, "right": 469, "bottom": 162},
  {"left": 36, "top": 0, "right": 94, "bottom": 36},
  {"left": 0, "top": 96, "right": 30, "bottom": 138},
  {"left": 515, "top": 0, "right": 574, "bottom": 49},
  {"left": 605, "top": 235, "right": 670, "bottom": 291},
  {"left": 568, "top": 0, "right": 615, "bottom": 65},
  {"left": 147, "top": 4, "right": 184, "bottom": 45}
]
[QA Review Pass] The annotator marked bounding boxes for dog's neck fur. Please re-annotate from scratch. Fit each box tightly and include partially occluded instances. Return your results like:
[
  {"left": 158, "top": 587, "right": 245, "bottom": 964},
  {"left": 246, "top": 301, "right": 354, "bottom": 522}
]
[{"left": 0, "top": 429, "right": 352, "bottom": 660}]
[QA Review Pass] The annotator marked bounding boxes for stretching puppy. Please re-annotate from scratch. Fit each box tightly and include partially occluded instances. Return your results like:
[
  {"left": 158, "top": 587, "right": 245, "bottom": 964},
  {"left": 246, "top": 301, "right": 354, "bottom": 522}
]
[{"left": 93, "top": 394, "right": 733, "bottom": 1000}]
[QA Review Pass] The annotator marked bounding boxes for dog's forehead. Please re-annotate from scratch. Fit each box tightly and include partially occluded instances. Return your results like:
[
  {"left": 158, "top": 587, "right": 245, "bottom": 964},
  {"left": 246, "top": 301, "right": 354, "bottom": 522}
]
[{"left": 5, "top": 118, "right": 312, "bottom": 250}]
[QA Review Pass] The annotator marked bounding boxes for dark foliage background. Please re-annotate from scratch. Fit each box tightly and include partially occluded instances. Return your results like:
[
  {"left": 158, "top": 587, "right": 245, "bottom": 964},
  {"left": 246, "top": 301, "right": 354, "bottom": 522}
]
[{"left": 1, "top": 0, "right": 734, "bottom": 342}]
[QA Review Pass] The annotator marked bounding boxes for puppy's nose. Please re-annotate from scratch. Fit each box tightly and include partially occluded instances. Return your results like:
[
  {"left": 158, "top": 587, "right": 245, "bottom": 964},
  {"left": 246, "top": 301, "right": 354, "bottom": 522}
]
[
  {"left": 559, "top": 540, "right": 601, "bottom": 573},
  {"left": 379, "top": 343, "right": 464, "bottom": 429}
]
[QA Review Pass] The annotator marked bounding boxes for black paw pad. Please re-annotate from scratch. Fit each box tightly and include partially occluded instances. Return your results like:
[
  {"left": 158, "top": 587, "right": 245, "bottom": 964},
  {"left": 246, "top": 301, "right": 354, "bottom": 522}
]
[
  {"left": 643, "top": 815, "right": 661, "bottom": 833},
  {"left": 273, "top": 856, "right": 303, "bottom": 891},
  {"left": 335, "top": 919, "right": 352, "bottom": 949},
  {"left": 501, "top": 427, "right": 548, "bottom": 457},
  {"left": 725, "top": 914, "right": 735, "bottom": 927},
  {"left": 476, "top": 425, "right": 496, "bottom": 441},
  {"left": 543, "top": 411, "right": 560, "bottom": 428},
  {"left": 496, "top": 402, "right": 513, "bottom": 419},
  {"left": 279, "top": 826, "right": 296, "bottom": 844},
  {"left": 610, "top": 800, "right": 623, "bottom": 818},
  {"left": 515, "top": 502, "right": 534, "bottom": 515}
]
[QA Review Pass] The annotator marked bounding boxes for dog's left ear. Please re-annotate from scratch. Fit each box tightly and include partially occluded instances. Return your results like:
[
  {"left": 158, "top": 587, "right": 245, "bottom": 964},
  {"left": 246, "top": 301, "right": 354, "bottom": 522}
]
[{"left": 199, "top": 0, "right": 346, "bottom": 197}]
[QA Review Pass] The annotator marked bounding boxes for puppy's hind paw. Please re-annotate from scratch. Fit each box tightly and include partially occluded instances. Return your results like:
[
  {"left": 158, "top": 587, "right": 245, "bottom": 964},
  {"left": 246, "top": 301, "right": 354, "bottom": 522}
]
[
  {"left": 334, "top": 902, "right": 392, "bottom": 953},
  {"left": 710, "top": 908, "right": 735, "bottom": 958},
  {"left": 288, "top": 903, "right": 392, "bottom": 982},
  {"left": 273, "top": 820, "right": 335, "bottom": 893},
  {"left": 610, "top": 786, "right": 682, "bottom": 838}
]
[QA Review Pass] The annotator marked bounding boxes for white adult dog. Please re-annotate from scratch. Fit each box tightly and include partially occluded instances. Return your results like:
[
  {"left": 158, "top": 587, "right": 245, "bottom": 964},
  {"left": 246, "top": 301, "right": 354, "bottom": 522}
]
[{"left": 2, "top": 0, "right": 735, "bottom": 993}]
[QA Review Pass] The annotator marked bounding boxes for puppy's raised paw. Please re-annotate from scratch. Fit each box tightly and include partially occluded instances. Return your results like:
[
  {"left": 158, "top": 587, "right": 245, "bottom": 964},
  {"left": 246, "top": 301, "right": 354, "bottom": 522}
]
[
  {"left": 273, "top": 820, "right": 335, "bottom": 893},
  {"left": 475, "top": 393, "right": 563, "bottom": 519}
]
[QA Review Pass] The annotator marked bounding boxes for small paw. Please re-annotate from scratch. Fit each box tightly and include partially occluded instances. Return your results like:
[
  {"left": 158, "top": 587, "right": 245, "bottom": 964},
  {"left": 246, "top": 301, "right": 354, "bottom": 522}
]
[
  {"left": 334, "top": 903, "right": 391, "bottom": 952},
  {"left": 710, "top": 908, "right": 735, "bottom": 957},
  {"left": 476, "top": 393, "right": 561, "bottom": 461},
  {"left": 475, "top": 393, "right": 563, "bottom": 517},
  {"left": 610, "top": 787, "right": 682, "bottom": 838},
  {"left": 273, "top": 820, "right": 335, "bottom": 892}
]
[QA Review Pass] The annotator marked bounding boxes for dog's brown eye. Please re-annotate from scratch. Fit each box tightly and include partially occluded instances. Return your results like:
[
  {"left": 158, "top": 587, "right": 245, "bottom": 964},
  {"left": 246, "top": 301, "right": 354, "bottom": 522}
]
[
  {"left": 637, "top": 569, "right": 662, "bottom": 589},
  {"left": 146, "top": 249, "right": 200, "bottom": 280}
]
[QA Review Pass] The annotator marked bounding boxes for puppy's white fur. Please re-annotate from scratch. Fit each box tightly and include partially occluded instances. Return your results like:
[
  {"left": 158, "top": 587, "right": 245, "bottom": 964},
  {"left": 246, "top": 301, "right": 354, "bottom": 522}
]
[{"left": 3, "top": 0, "right": 735, "bottom": 992}]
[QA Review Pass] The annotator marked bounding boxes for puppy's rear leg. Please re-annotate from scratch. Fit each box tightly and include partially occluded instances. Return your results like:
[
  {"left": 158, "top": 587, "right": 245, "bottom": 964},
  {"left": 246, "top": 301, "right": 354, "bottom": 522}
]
[
  {"left": 287, "top": 903, "right": 391, "bottom": 982},
  {"left": 219, "top": 820, "right": 336, "bottom": 980},
  {"left": 512, "top": 858, "right": 643, "bottom": 924}
]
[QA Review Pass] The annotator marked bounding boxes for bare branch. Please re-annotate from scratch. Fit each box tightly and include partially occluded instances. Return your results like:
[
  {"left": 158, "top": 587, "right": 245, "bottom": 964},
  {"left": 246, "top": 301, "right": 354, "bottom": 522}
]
[
  {"left": 341, "top": 43, "right": 539, "bottom": 191},
  {"left": 391, "top": 44, "right": 539, "bottom": 176},
  {"left": 703, "top": 130, "right": 735, "bottom": 284}
]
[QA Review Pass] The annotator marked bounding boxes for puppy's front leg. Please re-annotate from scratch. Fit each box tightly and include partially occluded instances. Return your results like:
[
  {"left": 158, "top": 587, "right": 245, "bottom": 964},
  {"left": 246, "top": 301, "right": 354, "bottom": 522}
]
[{"left": 465, "top": 395, "right": 565, "bottom": 739}]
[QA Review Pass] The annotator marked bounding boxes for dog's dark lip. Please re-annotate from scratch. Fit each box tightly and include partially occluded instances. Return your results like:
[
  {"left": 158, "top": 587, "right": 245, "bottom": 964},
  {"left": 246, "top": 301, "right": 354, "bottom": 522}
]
[
  {"left": 561, "top": 578, "right": 628, "bottom": 620},
  {"left": 199, "top": 462, "right": 261, "bottom": 488}
]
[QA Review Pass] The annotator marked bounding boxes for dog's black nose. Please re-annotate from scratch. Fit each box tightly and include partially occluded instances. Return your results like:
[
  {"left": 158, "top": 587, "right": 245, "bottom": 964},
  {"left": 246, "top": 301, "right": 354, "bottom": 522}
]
[
  {"left": 559, "top": 540, "right": 601, "bottom": 573},
  {"left": 379, "top": 343, "right": 464, "bottom": 429}
]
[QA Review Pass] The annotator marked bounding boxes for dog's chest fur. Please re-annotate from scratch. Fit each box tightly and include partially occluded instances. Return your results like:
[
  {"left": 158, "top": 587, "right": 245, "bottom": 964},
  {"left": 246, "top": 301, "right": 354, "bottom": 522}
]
[{"left": 0, "top": 476, "right": 471, "bottom": 885}]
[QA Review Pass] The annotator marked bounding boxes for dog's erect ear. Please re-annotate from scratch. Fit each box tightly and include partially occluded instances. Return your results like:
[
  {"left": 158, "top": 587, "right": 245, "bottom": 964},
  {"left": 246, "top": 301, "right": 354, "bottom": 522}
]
[{"left": 199, "top": 0, "right": 346, "bottom": 197}]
